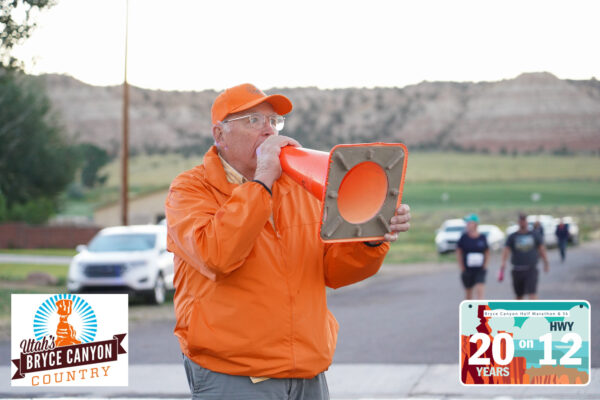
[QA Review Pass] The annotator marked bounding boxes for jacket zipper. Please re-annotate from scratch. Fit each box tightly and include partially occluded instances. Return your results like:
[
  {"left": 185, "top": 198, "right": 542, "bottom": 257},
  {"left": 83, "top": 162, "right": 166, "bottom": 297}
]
[{"left": 273, "top": 204, "right": 296, "bottom": 372}]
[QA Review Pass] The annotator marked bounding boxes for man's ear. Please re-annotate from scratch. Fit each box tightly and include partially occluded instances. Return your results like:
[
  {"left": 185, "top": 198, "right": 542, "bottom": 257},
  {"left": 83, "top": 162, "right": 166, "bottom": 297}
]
[{"left": 212, "top": 124, "right": 224, "bottom": 145}]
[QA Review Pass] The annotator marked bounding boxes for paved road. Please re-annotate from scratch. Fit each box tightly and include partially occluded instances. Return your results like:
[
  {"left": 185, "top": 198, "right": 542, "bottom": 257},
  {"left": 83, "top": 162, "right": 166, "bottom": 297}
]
[
  {"left": 115, "top": 240, "right": 599, "bottom": 366},
  {"left": 331, "top": 240, "right": 600, "bottom": 366},
  {"left": 1, "top": 241, "right": 598, "bottom": 398},
  {"left": 4, "top": 241, "right": 593, "bottom": 366}
]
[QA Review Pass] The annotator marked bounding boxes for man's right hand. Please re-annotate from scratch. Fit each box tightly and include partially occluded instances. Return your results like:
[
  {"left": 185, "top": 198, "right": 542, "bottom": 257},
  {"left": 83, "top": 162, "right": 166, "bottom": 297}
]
[{"left": 254, "top": 135, "right": 300, "bottom": 189}]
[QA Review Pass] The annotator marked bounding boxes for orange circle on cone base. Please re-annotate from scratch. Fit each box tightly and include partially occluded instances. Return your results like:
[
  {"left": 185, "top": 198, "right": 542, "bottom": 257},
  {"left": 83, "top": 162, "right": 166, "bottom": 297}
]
[{"left": 337, "top": 161, "right": 388, "bottom": 224}]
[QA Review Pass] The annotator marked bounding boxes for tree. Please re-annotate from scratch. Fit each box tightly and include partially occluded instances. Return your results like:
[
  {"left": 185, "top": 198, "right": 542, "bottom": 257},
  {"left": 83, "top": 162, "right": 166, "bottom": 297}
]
[
  {"left": 0, "top": 192, "right": 6, "bottom": 221},
  {"left": 0, "top": 0, "right": 79, "bottom": 224},
  {"left": 78, "top": 143, "right": 109, "bottom": 188},
  {"left": 1, "top": 0, "right": 55, "bottom": 69},
  {"left": 0, "top": 71, "right": 79, "bottom": 223}
]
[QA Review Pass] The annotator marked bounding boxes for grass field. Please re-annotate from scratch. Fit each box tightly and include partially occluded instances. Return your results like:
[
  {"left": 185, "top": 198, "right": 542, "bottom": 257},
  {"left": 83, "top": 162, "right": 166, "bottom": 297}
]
[
  {"left": 62, "top": 152, "right": 600, "bottom": 216},
  {"left": 0, "top": 264, "right": 69, "bottom": 282},
  {"left": 97, "top": 151, "right": 600, "bottom": 188},
  {"left": 385, "top": 226, "right": 457, "bottom": 264},
  {"left": 405, "top": 152, "right": 600, "bottom": 183},
  {"left": 0, "top": 286, "right": 67, "bottom": 325},
  {"left": 0, "top": 264, "right": 68, "bottom": 319},
  {"left": 56, "top": 151, "right": 600, "bottom": 265},
  {"left": 102, "top": 153, "right": 204, "bottom": 188},
  {"left": 0, "top": 263, "right": 173, "bottom": 321},
  {"left": 403, "top": 180, "right": 600, "bottom": 210}
]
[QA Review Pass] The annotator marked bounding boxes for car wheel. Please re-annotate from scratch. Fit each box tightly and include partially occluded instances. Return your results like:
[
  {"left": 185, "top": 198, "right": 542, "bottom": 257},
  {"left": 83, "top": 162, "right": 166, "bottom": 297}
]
[{"left": 149, "top": 274, "right": 166, "bottom": 305}]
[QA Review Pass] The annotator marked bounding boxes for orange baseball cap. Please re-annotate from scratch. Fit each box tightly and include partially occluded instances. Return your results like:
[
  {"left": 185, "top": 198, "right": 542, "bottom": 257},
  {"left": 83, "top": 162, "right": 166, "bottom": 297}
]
[{"left": 211, "top": 83, "right": 293, "bottom": 125}]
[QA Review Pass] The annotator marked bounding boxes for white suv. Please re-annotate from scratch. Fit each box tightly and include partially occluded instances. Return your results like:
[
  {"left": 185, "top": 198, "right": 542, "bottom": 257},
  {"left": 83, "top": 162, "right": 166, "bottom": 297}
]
[
  {"left": 435, "top": 219, "right": 466, "bottom": 254},
  {"left": 67, "top": 225, "right": 174, "bottom": 304}
]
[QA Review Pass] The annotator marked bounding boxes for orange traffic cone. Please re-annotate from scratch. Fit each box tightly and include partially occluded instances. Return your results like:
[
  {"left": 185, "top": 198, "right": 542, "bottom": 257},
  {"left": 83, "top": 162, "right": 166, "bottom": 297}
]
[{"left": 280, "top": 143, "right": 408, "bottom": 243}]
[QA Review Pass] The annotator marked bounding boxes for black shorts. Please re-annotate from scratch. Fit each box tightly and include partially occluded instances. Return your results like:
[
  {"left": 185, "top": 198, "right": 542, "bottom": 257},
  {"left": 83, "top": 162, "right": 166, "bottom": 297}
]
[
  {"left": 461, "top": 268, "right": 487, "bottom": 289},
  {"left": 511, "top": 268, "right": 539, "bottom": 297}
]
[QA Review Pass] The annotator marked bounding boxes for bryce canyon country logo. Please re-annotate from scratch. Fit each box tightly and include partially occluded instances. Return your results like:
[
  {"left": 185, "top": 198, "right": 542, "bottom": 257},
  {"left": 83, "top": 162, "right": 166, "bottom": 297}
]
[{"left": 11, "top": 294, "right": 128, "bottom": 387}]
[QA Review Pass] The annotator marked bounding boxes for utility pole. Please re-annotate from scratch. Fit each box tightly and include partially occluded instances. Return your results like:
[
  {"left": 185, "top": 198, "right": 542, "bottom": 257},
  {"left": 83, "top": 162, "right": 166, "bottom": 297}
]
[{"left": 121, "top": 0, "right": 130, "bottom": 226}]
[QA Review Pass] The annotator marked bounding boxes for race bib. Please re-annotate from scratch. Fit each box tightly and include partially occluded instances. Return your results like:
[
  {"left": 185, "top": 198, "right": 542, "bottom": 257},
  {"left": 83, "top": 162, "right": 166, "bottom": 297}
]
[{"left": 466, "top": 253, "right": 484, "bottom": 267}]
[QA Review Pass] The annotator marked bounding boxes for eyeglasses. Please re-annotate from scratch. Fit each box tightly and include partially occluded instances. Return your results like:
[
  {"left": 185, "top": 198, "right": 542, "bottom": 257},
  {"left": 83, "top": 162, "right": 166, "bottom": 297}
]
[{"left": 222, "top": 113, "right": 285, "bottom": 131}]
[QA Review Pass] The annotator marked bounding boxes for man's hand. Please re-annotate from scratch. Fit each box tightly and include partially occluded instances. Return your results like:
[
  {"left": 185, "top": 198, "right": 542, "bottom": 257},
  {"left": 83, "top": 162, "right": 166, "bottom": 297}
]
[
  {"left": 254, "top": 135, "right": 300, "bottom": 189},
  {"left": 381, "top": 204, "right": 411, "bottom": 243}
]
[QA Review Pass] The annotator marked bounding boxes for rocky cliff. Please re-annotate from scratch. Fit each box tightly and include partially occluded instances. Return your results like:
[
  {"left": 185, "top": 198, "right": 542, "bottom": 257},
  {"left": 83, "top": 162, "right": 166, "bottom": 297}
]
[{"left": 40, "top": 72, "right": 600, "bottom": 156}]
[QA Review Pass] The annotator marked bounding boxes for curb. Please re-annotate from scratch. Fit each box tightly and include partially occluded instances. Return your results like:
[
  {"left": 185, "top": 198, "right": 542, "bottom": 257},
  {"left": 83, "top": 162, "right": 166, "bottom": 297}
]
[{"left": 2, "top": 363, "right": 598, "bottom": 399}]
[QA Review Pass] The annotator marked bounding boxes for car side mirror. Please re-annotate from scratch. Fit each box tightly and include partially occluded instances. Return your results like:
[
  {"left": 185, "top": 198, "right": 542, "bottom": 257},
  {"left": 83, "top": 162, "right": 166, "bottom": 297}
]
[{"left": 76, "top": 244, "right": 87, "bottom": 253}]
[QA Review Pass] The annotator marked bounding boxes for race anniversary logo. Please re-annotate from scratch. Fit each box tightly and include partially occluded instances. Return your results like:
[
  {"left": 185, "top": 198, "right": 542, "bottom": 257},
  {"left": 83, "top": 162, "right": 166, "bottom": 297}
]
[{"left": 460, "top": 300, "right": 590, "bottom": 385}]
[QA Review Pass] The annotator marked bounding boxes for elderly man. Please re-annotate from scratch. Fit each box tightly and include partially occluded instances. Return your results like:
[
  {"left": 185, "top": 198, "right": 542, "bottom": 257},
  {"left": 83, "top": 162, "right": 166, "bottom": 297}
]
[{"left": 165, "top": 83, "right": 411, "bottom": 399}]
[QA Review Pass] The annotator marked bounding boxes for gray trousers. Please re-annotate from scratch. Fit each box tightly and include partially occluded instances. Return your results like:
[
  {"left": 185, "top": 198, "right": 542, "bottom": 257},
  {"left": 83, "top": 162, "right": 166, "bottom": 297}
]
[{"left": 182, "top": 354, "right": 329, "bottom": 400}]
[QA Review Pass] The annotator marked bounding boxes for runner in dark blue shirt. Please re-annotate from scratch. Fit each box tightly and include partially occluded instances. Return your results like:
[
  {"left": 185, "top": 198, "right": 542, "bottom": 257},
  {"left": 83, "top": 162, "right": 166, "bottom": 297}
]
[{"left": 456, "top": 213, "right": 489, "bottom": 299}]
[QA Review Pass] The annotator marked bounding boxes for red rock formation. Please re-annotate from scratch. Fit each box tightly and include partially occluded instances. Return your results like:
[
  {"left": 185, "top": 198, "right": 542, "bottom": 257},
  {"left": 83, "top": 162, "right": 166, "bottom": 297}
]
[
  {"left": 525, "top": 365, "right": 589, "bottom": 385},
  {"left": 461, "top": 305, "right": 529, "bottom": 385}
]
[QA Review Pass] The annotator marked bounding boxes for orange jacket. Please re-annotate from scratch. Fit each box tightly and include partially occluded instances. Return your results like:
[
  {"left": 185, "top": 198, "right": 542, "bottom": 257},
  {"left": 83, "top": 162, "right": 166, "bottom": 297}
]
[{"left": 165, "top": 146, "right": 389, "bottom": 378}]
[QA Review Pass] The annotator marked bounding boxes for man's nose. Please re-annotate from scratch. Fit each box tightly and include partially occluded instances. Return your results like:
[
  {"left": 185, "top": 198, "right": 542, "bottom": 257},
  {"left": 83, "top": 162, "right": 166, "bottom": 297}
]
[{"left": 262, "top": 120, "right": 277, "bottom": 136}]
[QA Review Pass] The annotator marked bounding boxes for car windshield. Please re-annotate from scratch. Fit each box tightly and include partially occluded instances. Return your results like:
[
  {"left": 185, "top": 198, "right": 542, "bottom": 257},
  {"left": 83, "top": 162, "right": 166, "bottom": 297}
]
[
  {"left": 87, "top": 233, "right": 156, "bottom": 252},
  {"left": 445, "top": 226, "right": 465, "bottom": 232}
]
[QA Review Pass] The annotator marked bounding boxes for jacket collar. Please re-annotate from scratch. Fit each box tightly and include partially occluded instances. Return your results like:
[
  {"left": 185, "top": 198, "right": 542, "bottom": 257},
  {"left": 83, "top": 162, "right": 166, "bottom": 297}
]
[{"left": 203, "top": 146, "right": 239, "bottom": 195}]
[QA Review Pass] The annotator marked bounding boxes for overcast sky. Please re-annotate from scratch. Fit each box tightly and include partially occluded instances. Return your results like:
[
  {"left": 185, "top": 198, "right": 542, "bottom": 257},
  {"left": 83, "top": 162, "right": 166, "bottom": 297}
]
[{"left": 12, "top": 0, "right": 600, "bottom": 91}]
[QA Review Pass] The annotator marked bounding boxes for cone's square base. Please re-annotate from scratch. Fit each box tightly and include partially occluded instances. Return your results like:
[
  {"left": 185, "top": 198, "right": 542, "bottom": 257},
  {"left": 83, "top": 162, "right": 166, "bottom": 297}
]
[{"left": 320, "top": 143, "right": 408, "bottom": 242}]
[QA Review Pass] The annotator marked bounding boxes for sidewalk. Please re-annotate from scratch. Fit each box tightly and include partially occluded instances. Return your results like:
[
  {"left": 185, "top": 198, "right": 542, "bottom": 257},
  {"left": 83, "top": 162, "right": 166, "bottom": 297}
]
[{"left": 1, "top": 363, "right": 598, "bottom": 399}]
